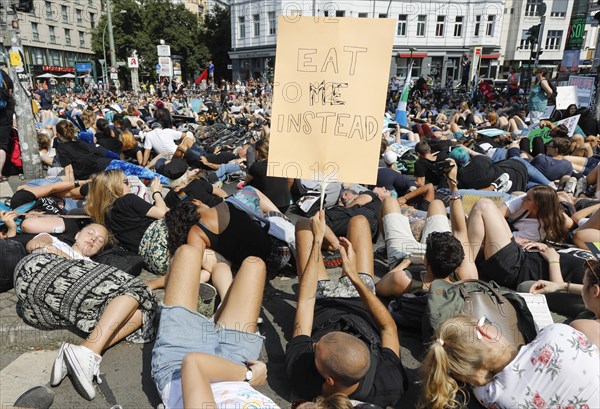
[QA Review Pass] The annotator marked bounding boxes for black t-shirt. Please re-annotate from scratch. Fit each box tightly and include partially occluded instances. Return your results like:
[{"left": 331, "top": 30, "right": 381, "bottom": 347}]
[
  {"left": 55, "top": 140, "right": 113, "bottom": 180},
  {"left": 95, "top": 131, "right": 123, "bottom": 155},
  {"left": 325, "top": 191, "right": 381, "bottom": 240},
  {"left": 376, "top": 167, "right": 415, "bottom": 194},
  {"left": 248, "top": 160, "right": 291, "bottom": 211},
  {"left": 164, "top": 178, "right": 224, "bottom": 209},
  {"left": 457, "top": 155, "right": 500, "bottom": 190},
  {"left": 106, "top": 194, "right": 154, "bottom": 252},
  {"left": 414, "top": 151, "right": 449, "bottom": 188},
  {"left": 10, "top": 190, "right": 63, "bottom": 215},
  {"left": 285, "top": 299, "right": 407, "bottom": 407}
]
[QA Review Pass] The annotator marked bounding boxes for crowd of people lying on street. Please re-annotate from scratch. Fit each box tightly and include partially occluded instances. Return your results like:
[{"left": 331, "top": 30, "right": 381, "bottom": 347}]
[{"left": 0, "top": 74, "right": 599, "bottom": 408}]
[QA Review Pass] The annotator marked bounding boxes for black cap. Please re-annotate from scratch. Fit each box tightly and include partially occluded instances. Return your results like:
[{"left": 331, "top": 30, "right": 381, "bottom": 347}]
[{"left": 157, "top": 158, "right": 187, "bottom": 179}]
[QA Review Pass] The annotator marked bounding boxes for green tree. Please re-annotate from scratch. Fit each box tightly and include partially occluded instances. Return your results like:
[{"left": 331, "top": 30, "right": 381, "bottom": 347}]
[
  {"left": 204, "top": 5, "right": 231, "bottom": 82},
  {"left": 92, "top": 0, "right": 210, "bottom": 84}
]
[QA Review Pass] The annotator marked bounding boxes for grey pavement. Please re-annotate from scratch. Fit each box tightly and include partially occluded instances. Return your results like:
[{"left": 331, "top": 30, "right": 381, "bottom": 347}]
[{"left": 0, "top": 175, "right": 425, "bottom": 408}]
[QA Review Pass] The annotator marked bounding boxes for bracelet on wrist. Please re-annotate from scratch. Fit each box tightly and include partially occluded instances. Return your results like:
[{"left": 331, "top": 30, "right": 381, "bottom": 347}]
[
  {"left": 565, "top": 281, "right": 571, "bottom": 293},
  {"left": 152, "top": 191, "right": 162, "bottom": 198},
  {"left": 74, "top": 180, "right": 80, "bottom": 188},
  {"left": 449, "top": 192, "right": 462, "bottom": 201},
  {"left": 548, "top": 260, "right": 560, "bottom": 264}
]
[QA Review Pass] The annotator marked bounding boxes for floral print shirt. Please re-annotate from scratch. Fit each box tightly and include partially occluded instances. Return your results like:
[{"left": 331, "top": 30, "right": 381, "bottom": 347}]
[{"left": 474, "top": 324, "right": 599, "bottom": 409}]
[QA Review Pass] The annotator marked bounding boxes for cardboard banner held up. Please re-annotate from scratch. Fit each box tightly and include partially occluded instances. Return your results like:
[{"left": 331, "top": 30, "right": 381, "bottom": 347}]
[{"left": 268, "top": 16, "right": 396, "bottom": 185}]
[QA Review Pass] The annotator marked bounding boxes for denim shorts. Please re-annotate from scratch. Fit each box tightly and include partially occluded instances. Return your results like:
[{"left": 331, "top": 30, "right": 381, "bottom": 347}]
[{"left": 151, "top": 305, "right": 265, "bottom": 394}]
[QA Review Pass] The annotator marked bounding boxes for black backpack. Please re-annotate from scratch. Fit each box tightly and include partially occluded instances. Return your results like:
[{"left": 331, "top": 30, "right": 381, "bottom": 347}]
[{"left": 544, "top": 79, "right": 558, "bottom": 105}]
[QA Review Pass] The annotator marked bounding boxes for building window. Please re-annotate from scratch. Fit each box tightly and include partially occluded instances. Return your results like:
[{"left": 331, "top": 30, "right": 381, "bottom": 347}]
[
  {"left": 79, "top": 31, "right": 85, "bottom": 47},
  {"left": 50, "top": 50, "right": 61, "bottom": 66},
  {"left": 358, "top": 12, "right": 368, "bottom": 18},
  {"left": 253, "top": 14, "right": 259, "bottom": 36},
  {"left": 336, "top": 10, "right": 345, "bottom": 17},
  {"left": 550, "top": 0, "right": 567, "bottom": 17},
  {"left": 397, "top": 14, "right": 407, "bottom": 36},
  {"left": 268, "top": 11, "right": 276, "bottom": 35},
  {"left": 379, "top": 13, "right": 387, "bottom": 18},
  {"left": 486, "top": 15, "right": 495, "bottom": 36},
  {"left": 90, "top": 12, "right": 95, "bottom": 28},
  {"left": 76, "top": 9, "right": 82, "bottom": 24},
  {"left": 519, "top": 29, "right": 531, "bottom": 49},
  {"left": 435, "top": 15, "right": 444, "bottom": 37},
  {"left": 45, "top": 1, "right": 53, "bottom": 19},
  {"left": 474, "top": 15, "right": 481, "bottom": 36},
  {"left": 61, "top": 5, "right": 68, "bottom": 23},
  {"left": 545, "top": 30, "right": 563, "bottom": 50},
  {"left": 32, "top": 48, "right": 44, "bottom": 65},
  {"left": 64, "top": 29, "right": 71, "bottom": 46},
  {"left": 524, "top": 0, "right": 538, "bottom": 17},
  {"left": 89, "top": 0, "right": 93, "bottom": 6},
  {"left": 239, "top": 16, "right": 246, "bottom": 38},
  {"left": 454, "top": 16, "right": 463, "bottom": 37},
  {"left": 31, "top": 22, "right": 39, "bottom": 41},
  {"left": 416, "top": 15, "right": 426, "bottom": 37},
  {"left": 49, "top": 26, "right": 56, "bottom": 43}
]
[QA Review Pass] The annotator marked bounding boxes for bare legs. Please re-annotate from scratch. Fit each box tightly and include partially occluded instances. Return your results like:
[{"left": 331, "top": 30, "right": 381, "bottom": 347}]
[
  {"left": 467, "top": 199, "right": 513, "bottom": 260},
  {"left": 82, "top": 295, "right": 142, "bottom": 355}
]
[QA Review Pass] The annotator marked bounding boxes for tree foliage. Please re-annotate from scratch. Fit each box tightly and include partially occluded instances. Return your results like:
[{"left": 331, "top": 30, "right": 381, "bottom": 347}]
[
  {"left": 204, "top": 5, "right": 231, "bottom": 82},
  {"left": 91, "top": 0, "right": 210, "bottom": 83}
]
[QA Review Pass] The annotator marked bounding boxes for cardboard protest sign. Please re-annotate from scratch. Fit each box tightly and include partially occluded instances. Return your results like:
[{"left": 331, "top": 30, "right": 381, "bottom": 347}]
[
  {"left": 268, "top": 16, "right": 395, "bottom": 185},
  {"left": 556, "top": 86, "right": 578, "bottom": 110},
  {"left": 527, "top": 114, "right": 580, "bottom": 146}
]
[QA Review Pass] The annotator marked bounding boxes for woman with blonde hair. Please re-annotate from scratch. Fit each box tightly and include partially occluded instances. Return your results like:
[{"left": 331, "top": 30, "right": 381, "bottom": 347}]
[
  {"left": 85, "top": 170, "right": 169, "bottom": 276},
  {"left": 420, "top": 315, "right": 599, "bottom": 409}
]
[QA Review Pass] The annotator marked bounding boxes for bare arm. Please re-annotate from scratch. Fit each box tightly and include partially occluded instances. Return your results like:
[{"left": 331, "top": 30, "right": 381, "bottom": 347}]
[
  {"left": 345, "top": 193, "right": 373, "bottom": 208},
  {"left": 26, "top": 233, "right": 72, "bottom": 258},
  {"left": 211, "top": 185, "right": 229, "bottom": 198},
  {"left": 143, "top": 149, "right": 151, "bottom": 166},
  {"left": 446, "top": 164, "right": 478, "bottom": 280},
  {"left": 146, "top": 178, "right": 168, "bottom": 219},
  {"left": 199, "top": 157, "right": 221, "bottom": 170},
  {"left": 292, "top": 212, "right": 325, "bottom": 338},
  {"left": 339, "top": 237, "right": 400, "bottom": 357},
  {"left": 181, "top": 353, "right": 267, "bottom": 409}
]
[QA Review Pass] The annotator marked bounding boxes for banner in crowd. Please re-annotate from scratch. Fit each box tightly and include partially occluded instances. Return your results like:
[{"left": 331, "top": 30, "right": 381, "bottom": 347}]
[
  {"left": 567, "top": 76, "right": 595, "bottom": 108},
  {"left": 268, "top": 16, "right": 395, "bottom": 184},
  {"left": 556, "top": 86, "right": 578, "bottom": 110}
]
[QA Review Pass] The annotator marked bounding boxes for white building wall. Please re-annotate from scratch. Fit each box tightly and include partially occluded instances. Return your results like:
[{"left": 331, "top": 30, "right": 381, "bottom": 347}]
[{"left": 230, "top": 0, "right": 505, "bottom": 81}]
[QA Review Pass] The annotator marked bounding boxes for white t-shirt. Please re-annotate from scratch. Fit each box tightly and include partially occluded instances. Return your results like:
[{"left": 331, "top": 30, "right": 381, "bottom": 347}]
[
  {"left": 32, "top": 233, "right": 90, "bottom": 261},
  {"left": 143, "top": 128, "right": 182, "bottom": 155},
  {"left": 505, "top": 194, "right": 545, "bottom": 242},
  {"left": 474, "top": 324, "right": 599, "bottom": 409},
  {"left": 161, "top": 379, "right": 280, "bottom": 409}
]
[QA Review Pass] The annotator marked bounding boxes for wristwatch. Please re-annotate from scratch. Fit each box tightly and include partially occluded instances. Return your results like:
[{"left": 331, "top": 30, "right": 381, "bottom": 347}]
[{"left": 244, "top": 367, "right": 253, "bottom": 382}]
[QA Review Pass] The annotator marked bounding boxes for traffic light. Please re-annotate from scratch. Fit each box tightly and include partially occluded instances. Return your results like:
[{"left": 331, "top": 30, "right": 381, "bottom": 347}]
[
  {"left": 530, "top": 50, "right": 544, "bottom": 59},
  {"left": 526, "top": 24, "right": 541, "bottom": 45},
  {"left": 14, "top": 0, "right": 33, "bottom": 12}
]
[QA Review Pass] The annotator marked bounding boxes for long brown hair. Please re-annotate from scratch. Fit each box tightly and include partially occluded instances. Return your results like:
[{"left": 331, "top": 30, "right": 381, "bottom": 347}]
[
  {"left": 529, "top": 185, "right": 568, "bottom": 243},
  {"left": 84, "top": 170, "right": 126, "bottom": 225}
]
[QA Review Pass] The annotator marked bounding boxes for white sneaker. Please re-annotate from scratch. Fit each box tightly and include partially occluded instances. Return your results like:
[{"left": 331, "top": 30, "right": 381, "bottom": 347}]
[
  {"left": 50, "top": 343, "right": 68, "bottom": 387},
  {"left": 64, "top": 344, "right": 102, "bottom": 401}
]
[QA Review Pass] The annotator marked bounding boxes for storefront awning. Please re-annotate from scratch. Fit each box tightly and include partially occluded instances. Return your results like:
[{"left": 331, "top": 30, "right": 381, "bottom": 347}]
[
  {"left": 397, "top": 53, "right": 428, "bottom": 58},
  {"left": 482, "top": 53, "right": 501, "bottom": 59}
]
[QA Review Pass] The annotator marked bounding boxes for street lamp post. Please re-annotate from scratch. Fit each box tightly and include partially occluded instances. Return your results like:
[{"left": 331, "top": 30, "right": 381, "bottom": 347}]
[
  {"left": 106, "top": 0, "right": 117, "bottom": 68},
  {"left": 102, "top": 22, "right": 108, "bottom": 90}
]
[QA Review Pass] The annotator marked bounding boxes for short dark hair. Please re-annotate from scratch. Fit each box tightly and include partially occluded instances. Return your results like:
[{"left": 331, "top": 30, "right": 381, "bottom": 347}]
[
  {"left": 415, "top": 141, "right": 431, "bottom": 156},
  {"left": 425, "top": 231, "right": 465, "bottom": 279},
  {"left": 550, "top": 136, "right": 570, "bottom": 155}
]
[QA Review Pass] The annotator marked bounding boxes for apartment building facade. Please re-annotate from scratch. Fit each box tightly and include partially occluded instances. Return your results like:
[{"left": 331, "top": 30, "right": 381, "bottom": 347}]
[
  {"left": 229, "top": 0, "right": 505, "bottom": 84},
  {"left": 1, "top": 0, "right": 101, "bottom": 80}
]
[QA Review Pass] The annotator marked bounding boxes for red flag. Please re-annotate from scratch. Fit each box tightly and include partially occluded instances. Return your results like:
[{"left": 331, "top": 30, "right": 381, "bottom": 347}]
[{"left": 195, "top": 68, "right": 208, "bottom": 83}]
